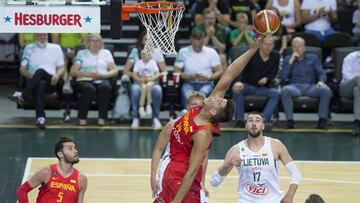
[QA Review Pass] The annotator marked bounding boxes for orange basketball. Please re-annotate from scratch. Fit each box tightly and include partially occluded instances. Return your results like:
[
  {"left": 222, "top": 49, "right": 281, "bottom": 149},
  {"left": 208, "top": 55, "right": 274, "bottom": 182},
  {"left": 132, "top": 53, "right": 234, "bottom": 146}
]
[{"left": 253, "top": 9, "right": 280, "bottom": 35}]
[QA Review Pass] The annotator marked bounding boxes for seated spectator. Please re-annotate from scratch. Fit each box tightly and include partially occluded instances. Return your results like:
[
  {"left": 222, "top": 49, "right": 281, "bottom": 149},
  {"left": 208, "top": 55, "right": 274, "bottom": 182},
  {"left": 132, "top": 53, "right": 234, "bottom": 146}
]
[
  {"left": 352, "top": 0, "right": 360, "bottom": 40},
  {"left": 174, "top": 30, "right": 223, "bottom": 110},
  {"left": 194, "top": 0, "right": 231, "bottom": 27},
  {"left": 9, "top": 33, "right": 65, "bottom": 129},
  {"left": 230, "top": 13, "right": 255, "bottom": 47},
  {"left": 301, "top": 0, "right": 337, "bottom": 41},
  {"left": 133, "top": 50, "right": 160, "bottom": 118},
  {"left": 305, "top": 194, "right": 325, "bottom": 203},
  {"left": 228, "top": 0, "right": 257, "bottom": 27},
  {"left": 280, "top": 37, "right": 332, "bottom": 129},
  {"left": 51, "top": 33, "right": 87, "bottom": 94},
  {"left": 70, "top": 33, "right": 118, "bottom": 126},
  {"left": 265, "top": 0, "right": 302, "bottom": 32},
  {"left": 232, "top": 36, "right": 280, "bottom": 130},
  {"left": 192, "top": 8, "right": 228, "bottom": 68},
  {"left": 123, "top": 31, "right": 166, "bottom": 130},
  {"left": 340, "top": 49, "right": 360, "bottom": 136}
]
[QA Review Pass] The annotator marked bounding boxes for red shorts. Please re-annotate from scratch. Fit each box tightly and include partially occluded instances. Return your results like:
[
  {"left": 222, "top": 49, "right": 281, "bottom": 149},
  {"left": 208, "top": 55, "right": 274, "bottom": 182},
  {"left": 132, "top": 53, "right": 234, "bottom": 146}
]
[{"left": 155, "top": 162, "right": 202, "bottom": 203}]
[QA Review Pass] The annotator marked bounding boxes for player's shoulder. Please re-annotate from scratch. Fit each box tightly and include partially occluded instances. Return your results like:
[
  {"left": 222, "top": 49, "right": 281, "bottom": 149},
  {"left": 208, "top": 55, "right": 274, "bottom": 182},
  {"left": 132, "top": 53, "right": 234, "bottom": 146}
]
[
  {"left": 35, "top": 165, "right": 52, "bottom": 177},
  {"left": 270, "top": 137, "right": 286, "bottom": 149}
]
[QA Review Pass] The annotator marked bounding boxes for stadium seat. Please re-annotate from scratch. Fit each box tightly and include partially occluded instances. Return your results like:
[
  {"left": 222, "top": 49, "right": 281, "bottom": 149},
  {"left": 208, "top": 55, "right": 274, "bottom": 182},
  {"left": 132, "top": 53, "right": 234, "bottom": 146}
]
[
  {"left": 323, "top": 32, "right": 354, "bottom": 50},
  {"left": 291, "top": 32, "right": 322, "bottom": 48}
]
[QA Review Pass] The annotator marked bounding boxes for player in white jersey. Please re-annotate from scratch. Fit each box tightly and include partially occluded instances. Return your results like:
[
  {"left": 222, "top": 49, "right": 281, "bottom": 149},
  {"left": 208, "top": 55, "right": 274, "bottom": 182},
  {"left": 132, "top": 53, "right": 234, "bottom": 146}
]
[
  {"left": 151, "top": 91, "right": 210, "bottom": 202},
  {"left": 210, "top": 111, "right": 301, "bottom": 203}
]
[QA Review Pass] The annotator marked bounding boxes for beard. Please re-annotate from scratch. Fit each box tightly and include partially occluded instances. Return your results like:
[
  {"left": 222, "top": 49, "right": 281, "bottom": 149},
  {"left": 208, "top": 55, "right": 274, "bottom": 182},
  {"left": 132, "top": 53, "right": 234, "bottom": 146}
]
[
  {"left": 36, "top": 41, "right": 47, "bottom": 48},
  {"left": 248, "top": 130, "right": 261, "bottom": 138},
  {"left": 64, "top": 154, "right": 80, "bottom": 165}
]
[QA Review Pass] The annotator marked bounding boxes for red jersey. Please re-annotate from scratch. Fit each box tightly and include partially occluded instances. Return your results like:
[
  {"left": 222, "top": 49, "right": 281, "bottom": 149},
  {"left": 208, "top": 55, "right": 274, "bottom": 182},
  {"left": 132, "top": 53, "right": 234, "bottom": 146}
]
[
  {"left": 36, "top": 164, "right": 79, "bottom": 203},
  {"left": 156, "top": 106, "right": 220, "bottom": 203}
]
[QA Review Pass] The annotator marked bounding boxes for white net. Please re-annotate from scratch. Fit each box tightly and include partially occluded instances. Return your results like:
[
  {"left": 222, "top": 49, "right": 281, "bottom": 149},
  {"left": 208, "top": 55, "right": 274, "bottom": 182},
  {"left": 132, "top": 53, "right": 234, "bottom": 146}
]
[{"left": 137, "top": 2, "right": 184, "bottom": 55}]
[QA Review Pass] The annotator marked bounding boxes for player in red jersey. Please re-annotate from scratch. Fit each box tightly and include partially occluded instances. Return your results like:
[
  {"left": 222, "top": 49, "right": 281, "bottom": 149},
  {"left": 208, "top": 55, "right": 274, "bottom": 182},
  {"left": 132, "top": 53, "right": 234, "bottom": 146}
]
[
  {"left": 153, "top": 38, "right": 262, "bottom": 203},
  {"left": 16, "top": 137, "right": 87, "bottom": 203}
]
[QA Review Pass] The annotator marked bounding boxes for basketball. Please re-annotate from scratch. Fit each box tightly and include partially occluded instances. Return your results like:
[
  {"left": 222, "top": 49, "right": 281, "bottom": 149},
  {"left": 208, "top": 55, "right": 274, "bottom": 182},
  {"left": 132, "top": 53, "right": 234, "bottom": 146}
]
[{"left": 253, "top": 9, "right": 280, "bottom": 35}]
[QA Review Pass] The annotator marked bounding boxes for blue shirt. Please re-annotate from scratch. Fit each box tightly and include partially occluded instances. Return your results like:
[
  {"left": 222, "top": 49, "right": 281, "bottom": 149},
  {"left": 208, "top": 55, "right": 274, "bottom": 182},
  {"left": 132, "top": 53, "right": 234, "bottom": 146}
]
[{"left": 280, "top": 53, "right": 326, "bottom": 84}]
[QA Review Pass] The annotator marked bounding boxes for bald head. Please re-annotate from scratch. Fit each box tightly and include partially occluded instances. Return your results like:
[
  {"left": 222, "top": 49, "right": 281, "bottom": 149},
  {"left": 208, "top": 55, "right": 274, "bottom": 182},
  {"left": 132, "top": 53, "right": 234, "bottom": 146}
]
[{"left": 291, "top": 37, "right": 306, "bottom": 58}]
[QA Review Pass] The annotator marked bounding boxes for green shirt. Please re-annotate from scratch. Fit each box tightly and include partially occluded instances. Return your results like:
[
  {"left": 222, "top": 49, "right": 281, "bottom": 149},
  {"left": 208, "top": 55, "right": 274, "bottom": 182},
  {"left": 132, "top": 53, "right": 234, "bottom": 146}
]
[
  {"left": 55, "top": 33, "right": 87, "bottom": 49},
  {"left": 230, "top": 29, "right": 255, "bottom": 46},
  {"left": 192, "top": 24, "right": 227, "bottom": 44},
  {"left": 23, "top": 33, "right": 35, "bottom": 46}
]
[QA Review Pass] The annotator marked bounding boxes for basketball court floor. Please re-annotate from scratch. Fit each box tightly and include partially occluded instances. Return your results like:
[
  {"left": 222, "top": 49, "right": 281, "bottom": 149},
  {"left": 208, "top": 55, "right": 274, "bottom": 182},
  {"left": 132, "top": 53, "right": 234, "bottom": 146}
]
[{"left": 1, "top": 127, "right": 360, "bottom": 202}]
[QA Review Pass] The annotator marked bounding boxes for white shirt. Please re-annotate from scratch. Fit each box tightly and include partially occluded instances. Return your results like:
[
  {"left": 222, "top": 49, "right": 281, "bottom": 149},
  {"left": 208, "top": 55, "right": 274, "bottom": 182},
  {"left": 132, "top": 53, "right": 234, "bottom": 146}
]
[
  {"left": 341, "top": 50, "right": 360, "bottom": 84},
  {"left": 273, "top": 0, "right": 295, "bottom": 27},
  {"left": 21, "top": 43, "right": 64, "bottom": 76},
  {"left": 237, "top": 137, "right": 282, "bottom": 203},
  {"left": 175, "top": 45, "right": 220, "bottom": 79},
  {"left": 74, "top": 49, "right": 114, "bottom": 83},
  {"left": 301, "top": 0, "right": 337, "bottom": 32},
  {"left": 133, "top": 59, "right": 159, "bottom": 77},
  {"left": 353, "top": 9, "right": 360, "bottom": 34}
]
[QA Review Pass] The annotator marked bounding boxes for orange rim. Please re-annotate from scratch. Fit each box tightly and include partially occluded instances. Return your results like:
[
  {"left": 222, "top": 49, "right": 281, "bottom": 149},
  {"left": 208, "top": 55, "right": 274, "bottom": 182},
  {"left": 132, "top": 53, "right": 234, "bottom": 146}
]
[{"left": 122, "top": 1, "right": 185, "bottom": 20}]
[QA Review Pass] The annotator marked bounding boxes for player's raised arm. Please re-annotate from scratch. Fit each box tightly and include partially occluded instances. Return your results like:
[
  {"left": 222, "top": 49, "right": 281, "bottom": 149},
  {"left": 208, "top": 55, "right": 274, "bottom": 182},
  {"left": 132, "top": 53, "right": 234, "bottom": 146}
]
[
  {"left": 16, "top": 166, "right": 51, "bottom": 203},
  {"left": 210, "top": 144, "right": 241, "bottom": 187},
  {"left": 210, "top": 38, "right": 261, "bottom": 98},
  {"left": 273, "top": 139, "right": 301, "bottom": 203},
  {"left": 151, "top": 120, "right": 174, "bottom": 197}
]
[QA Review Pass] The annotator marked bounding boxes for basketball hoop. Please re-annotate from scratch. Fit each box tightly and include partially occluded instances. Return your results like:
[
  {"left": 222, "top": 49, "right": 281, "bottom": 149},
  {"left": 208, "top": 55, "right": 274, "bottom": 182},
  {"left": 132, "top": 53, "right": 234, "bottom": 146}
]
[{"left": 122, "top": 1, "right": 185, "bottom": 55}]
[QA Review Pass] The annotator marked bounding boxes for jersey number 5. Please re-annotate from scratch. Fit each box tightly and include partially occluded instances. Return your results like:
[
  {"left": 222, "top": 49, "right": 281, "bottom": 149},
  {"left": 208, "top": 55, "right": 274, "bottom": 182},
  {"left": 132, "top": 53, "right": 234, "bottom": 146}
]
[
  {"left": 253, "top": 172, "right": 261, "bottom": 182},
  {"left": 57, "top": 192, "right": 64, "bottom": 202}
]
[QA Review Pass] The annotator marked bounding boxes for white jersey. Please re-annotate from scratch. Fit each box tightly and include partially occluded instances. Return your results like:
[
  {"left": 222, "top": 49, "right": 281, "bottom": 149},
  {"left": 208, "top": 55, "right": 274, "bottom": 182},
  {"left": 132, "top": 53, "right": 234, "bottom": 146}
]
[
  {"left": 157, "top": 143, "right": 209, "bottom": 203},
  {"left": 237, "top": 137, "right": 282, "bottom": 203}
]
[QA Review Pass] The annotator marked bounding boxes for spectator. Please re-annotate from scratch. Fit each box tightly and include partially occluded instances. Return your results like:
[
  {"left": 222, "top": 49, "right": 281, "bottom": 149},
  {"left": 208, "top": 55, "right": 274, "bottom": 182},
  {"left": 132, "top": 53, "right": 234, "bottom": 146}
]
[
  {"left": 301, "top": 0, "right": 337, "bottom": 41},
  {"left": 232, "top": 36, "right": 280, "bottom": 130},
  {"left": 280, "top": 37, "right": 332, "bottom": 129},
  {"left": 230, "top": 13, "right": 255, "bottom": 47},
  {"left": 265, "top": 0, "right": 302, "bottom": 32},
  {"left": 340, "top": 49, "right": 360, "bottom": 136},
  {"left": 9, "top": 33, "right": 65, "bottom": 129},
  {"left": 228, "top": 0, "right": 257, "bottom": 27},
  {"left": 133, "top": 50, "right": 161, "bottom": 118},
  {"left": 174, "top": 30, "right": 223, "bottom": 109},
  {"left": 305, "top": 194, "right": 325, "bottom": 203},
  {"left": 352, "top": 0, "right": 360, "bottom": 40},
  {"left": 123, "top": 31, "right": 166, "bottom": 130},
  {"left": 51, "top": 33, "right": 87, "bottom": 94},
  {"left": 194, "top": 0, "right": 231, "bottom": 27},
  {"left": 70, "top": 33, "right": 118, "bottom": 126},
  {"left": 192, "top": 8, "right": 228, "bottom": 68}
]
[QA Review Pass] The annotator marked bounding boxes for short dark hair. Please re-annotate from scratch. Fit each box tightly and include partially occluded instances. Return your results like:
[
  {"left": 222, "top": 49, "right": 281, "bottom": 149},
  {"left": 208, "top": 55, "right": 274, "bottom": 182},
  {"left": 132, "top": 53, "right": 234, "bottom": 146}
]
[
  {"left": 210, "top": 100, "right": 235, "bottom": 123},
  {"left": 54, "top": 137, "right": 73, "bottom": 160},
  {"left": 191, "top": 29, "right": 205, "bottom": 39},
  {"left": 247, "top": 111, "right": 264, "bottom": 121},
  {"left": 305, "top": 194, "right": 325, "bottom": 203}
]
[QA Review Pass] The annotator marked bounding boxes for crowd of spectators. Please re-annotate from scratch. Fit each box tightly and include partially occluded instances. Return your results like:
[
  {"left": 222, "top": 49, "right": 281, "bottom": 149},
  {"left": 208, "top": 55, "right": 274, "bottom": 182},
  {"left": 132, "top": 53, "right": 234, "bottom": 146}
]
[{"left": 4, "top": 0, "right": 360, "bottom": 135}]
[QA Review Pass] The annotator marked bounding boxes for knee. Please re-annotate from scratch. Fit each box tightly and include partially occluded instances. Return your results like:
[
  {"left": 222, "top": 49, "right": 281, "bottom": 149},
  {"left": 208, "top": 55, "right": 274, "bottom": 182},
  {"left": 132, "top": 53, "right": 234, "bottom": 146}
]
[
  {"left": 319, "top": 87, "right": 332, "bottom": 97},
  {"left": 131, "top": 84, "right": 141, "bottom": 94},
  {"left": 281, "top": 86, "right": 293, "bottom": 97}
]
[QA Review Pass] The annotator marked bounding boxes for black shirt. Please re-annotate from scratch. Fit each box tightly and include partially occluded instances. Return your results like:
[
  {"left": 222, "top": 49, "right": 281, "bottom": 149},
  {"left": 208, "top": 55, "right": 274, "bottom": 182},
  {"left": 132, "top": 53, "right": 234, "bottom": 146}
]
[
  {"left": 237, "top": 50, "right": 280, "bottom": 87},
  {"left": 228, "top": 0, "right": 256, "bottom": 24},
  {"left": 195, "top": 0, "right": 230, "bottom": 15}
]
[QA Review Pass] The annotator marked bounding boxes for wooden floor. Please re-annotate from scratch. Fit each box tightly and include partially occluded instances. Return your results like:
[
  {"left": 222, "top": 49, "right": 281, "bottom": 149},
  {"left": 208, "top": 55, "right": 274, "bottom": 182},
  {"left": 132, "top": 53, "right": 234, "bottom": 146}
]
[{"left": 25, "top": 158, "right": 360, "bottom": 203}]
